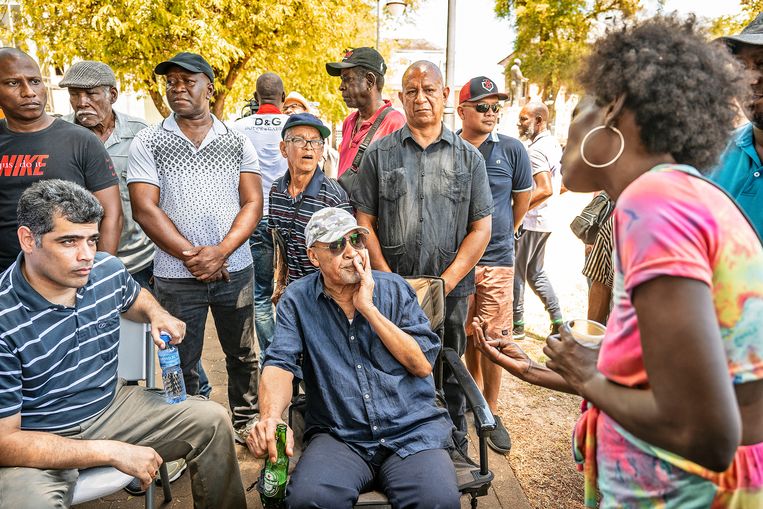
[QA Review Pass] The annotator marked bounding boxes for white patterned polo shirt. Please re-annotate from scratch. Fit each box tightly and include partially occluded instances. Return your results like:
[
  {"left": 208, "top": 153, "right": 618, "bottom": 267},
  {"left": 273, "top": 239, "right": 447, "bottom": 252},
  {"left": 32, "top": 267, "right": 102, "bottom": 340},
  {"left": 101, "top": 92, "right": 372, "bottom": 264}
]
[{"left": 126, "top": 114, "right": 260, "bottom": 278}]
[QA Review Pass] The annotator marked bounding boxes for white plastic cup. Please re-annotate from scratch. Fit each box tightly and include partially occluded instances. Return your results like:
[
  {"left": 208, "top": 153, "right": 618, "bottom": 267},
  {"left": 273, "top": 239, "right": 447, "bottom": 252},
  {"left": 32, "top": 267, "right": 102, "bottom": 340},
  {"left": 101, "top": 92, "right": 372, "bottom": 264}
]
[{"left": 566, "top": 319, "right": 606, "bottom": 349}]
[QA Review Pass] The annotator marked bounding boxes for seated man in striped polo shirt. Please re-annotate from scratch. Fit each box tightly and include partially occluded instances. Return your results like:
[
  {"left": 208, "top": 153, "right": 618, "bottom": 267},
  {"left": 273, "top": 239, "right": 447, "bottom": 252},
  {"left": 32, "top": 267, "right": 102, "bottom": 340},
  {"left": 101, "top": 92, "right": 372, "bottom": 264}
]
[
  {"left": 0, "top": 180, "right": 245, "bottom": 508},
  {"left": 269, "top": 113, "right": 352, "bottom": 304}
]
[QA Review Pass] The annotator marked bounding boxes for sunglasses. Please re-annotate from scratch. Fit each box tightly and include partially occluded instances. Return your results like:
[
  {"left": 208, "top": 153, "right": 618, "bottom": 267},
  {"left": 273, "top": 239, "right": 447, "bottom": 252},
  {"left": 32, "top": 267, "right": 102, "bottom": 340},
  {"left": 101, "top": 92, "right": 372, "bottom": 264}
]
[
  {"left": 464, "top": 103, "right": 502, "bottom": 113},
  {"left": 312, "top": 232, "right": 366, "bottom": 256}
]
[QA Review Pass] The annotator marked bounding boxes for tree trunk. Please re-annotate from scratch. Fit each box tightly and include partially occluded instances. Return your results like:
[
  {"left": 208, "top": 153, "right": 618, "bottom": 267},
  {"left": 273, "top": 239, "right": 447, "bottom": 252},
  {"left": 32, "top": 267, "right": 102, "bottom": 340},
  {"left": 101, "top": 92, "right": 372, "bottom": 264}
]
[
  {"left": 212, "top": 55, "right": 251, "bottom": 118},
  {"left": 148, "top": 86, "right": 170, "bottom": 118}
]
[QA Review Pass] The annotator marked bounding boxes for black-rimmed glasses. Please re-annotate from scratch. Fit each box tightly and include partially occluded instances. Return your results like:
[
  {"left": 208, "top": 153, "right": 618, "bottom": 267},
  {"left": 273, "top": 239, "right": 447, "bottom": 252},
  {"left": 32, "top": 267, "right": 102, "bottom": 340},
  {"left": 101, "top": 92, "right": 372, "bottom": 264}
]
[{"left": 285, "top": 137, "right": 325, "bottom": 150}]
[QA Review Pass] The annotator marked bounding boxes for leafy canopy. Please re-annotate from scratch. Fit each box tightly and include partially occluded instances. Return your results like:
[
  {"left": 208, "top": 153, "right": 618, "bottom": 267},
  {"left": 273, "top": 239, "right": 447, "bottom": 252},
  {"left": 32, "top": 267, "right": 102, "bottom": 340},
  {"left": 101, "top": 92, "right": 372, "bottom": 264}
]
[
  {"left": 3, "top": 0, "right": 377, "bottom": 121},
  {"left": 495, "top": 0, "right": 639, "bottom": 99}
]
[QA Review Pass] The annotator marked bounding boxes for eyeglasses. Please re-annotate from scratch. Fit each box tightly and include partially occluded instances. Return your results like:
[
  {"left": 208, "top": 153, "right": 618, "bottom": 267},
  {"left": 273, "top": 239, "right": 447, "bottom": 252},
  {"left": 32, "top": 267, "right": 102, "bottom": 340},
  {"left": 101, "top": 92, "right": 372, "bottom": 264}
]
[
  {"left": 312, "top": 232, "right": 366, "bottom": 256},
  {"left": 285, "top": 137, "right": 325, "bottom": 150},
  {"left": 464, "top": 103, "right": 502, "bottom": 113}
]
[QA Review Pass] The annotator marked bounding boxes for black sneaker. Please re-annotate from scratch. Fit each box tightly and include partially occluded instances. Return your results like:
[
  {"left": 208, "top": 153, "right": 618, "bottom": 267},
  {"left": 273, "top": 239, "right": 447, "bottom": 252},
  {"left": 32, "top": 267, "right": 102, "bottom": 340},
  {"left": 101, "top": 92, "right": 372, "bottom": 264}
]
[
  {"left": 551, "top": 319, "right": 564, "bottom": 336},
  {"left": 486, "top": 415, "right": 511, "bottom": 454},
  {"left": 512, "top": 322, "right": 525, "bottom": 340}
]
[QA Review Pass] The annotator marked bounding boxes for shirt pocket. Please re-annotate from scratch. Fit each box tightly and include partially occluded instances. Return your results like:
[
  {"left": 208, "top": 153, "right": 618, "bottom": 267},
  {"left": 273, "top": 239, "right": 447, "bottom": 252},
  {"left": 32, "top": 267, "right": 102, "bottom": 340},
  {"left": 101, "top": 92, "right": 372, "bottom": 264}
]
[
  {"left": 442, "top": 168, "right": 470, "bottom": 203},
  {"left": 380, "top": 167, "right": 408, "bottom": 202}
]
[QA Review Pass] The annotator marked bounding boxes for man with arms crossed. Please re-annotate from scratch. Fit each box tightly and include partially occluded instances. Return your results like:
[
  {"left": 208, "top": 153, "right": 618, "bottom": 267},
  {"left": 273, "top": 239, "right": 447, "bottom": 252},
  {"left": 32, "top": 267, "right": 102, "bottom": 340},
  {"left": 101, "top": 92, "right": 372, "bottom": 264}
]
[{"left": 0, "top": 180, "right": 244, "bottom": 508}]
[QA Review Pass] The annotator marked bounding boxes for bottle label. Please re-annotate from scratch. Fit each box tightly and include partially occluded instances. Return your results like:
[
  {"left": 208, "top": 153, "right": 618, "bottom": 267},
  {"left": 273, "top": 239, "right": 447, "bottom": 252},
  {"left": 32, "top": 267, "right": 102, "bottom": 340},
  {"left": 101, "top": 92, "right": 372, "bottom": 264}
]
[
  {"left": 158, "top": 348, "right": 181, "bottom": 368},
  {"left": 262, "top": 471, "right": 278, "bottom": 497}
]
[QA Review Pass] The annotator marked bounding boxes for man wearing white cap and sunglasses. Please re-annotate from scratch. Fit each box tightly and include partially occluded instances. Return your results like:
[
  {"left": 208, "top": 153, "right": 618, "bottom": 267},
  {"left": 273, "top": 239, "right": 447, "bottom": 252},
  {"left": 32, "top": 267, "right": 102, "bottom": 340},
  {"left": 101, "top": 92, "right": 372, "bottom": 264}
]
[{"left": 248, "top": 206, "right": 459, "bottom": 508}]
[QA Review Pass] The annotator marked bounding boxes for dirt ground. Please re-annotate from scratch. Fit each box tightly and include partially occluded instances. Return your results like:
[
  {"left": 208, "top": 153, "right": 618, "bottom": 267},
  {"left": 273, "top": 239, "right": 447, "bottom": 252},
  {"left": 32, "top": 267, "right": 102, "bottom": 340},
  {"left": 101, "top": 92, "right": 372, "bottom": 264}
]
[{"left": 494, "top": 190, "right": 591, "bottom": 509}]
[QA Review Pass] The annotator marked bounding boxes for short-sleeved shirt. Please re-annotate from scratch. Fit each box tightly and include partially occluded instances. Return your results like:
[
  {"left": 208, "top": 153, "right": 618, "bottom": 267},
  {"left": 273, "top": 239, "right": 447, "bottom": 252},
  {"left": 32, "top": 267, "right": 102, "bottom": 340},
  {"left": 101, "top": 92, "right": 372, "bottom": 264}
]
[
  {"left": 473, "top": 131, "right": 532, "bottom": 267},
  {"left": 600, "top": 165, "right": 763, "bottom": 388},
  {"left": 0, "top": 118, "right": 118, "bottom": 271},
  {"left": 232, "top": 105, "right": 289, "bottom": 215},
  {"left": 337, "top": 100, "right": 405, "bottom": 177},
  {"left": 352, "top": 124, "right": 494, "bottom": 298},
  {"left": 268, "top": 169, "right": 352, "bottom": 284},
  {"left": 711, "top": 123, "right": 763, "bottom": 238},
  {"left": 263, "top": 270, "right": 452, "bottom": 459},
  {"left": 63, "top": 111, "right": 155, "bottom": 274},
  {"left": 126, "top": 114, "right": 260, "bottom": 278},
  {"left": 522, "top": 130, "right": 563, "bottom": 232},
  {"left": 0, "top": 252, "right": 140, "bottom": 430}
]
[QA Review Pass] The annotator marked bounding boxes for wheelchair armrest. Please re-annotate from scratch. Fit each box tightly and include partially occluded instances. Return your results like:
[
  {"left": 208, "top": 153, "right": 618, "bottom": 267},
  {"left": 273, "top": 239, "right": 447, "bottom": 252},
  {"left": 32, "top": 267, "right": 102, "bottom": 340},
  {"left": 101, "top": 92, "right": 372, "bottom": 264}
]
[{"left": 442, "top": 347, "right": 496, "bottom": 436}]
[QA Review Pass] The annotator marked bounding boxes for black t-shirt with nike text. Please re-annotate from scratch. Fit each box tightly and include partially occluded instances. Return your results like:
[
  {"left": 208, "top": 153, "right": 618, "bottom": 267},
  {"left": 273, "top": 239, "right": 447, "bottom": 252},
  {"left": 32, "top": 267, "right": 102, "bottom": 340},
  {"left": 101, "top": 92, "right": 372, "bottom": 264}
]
[{"left": 0, "top": 118, "right": 118, "bottom": 270}]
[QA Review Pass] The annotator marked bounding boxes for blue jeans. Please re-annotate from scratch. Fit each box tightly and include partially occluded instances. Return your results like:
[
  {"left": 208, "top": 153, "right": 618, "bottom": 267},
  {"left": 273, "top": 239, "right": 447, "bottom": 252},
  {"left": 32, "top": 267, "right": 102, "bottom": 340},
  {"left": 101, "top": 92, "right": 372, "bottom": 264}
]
[
  {"left": 250, "top": 219, "right": 275, "bottom": 356},
  {"left": 153, "top": 266, "right": 258, "bottom": 427}
]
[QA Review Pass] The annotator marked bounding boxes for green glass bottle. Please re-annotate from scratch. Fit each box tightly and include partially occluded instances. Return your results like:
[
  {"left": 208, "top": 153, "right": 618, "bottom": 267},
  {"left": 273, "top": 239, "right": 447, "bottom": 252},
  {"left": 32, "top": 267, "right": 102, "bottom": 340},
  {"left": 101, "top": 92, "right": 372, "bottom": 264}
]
[{"left": 260, "top": 423, "right": 288, "bottom": 509}]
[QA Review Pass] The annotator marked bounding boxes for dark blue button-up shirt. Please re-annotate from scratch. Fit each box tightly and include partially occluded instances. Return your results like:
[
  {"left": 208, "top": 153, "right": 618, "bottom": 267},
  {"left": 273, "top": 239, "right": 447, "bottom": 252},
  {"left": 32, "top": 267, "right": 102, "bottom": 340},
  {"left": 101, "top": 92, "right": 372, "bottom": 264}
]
[{"left": 263, "top": 270, "right": 453, "bottom": 459}]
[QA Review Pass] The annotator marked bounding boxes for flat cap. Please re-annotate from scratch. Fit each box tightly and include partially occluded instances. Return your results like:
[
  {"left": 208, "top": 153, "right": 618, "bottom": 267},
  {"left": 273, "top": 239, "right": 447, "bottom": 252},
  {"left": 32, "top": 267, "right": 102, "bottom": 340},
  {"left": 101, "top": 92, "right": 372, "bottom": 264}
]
[{"left": 59, "top": 61, "right": 117, "bottom": 89}]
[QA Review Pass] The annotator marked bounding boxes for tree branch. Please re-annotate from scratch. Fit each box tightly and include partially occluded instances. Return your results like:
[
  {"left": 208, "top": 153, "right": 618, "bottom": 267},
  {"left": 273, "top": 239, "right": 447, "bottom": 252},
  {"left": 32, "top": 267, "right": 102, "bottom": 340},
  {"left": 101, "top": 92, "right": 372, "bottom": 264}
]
[{"left": 212, "top": 55, "right": 252, "bottom": 118}]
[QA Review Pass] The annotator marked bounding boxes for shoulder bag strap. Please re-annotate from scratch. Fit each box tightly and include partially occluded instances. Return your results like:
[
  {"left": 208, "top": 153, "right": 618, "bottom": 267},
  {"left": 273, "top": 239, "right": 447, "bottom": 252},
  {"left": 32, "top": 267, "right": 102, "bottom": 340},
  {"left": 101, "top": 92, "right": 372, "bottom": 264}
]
[{"left": 348, "top": 106, "right": 392, "bottom": 173}]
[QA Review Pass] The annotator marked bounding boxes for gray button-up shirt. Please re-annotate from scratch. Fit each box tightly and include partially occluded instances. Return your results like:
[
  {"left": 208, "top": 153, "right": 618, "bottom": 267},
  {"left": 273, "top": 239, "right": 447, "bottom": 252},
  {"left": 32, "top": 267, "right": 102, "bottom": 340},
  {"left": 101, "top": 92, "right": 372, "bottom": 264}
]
[
  {"left": 64, "top": 111, "right": 154, "bottom": 274},
  {"left": 352, "top": 124, "right": 493, "bottom": 297}
]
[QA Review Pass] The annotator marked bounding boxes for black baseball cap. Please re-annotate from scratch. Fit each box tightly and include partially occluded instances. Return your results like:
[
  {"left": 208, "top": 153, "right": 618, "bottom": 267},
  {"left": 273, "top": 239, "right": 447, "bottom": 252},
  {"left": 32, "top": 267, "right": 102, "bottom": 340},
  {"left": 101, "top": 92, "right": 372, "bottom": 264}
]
[
  {"left": 326, "top": 47, "right": 387, "bottom": 77},
  {"left": 281, "top": 113, "right": 331, "bottom": 139},
  {"left": 718, "top": 13, "right": 763, "bottom": 51},
  {"left": 459, "top": 76, "right": 508, "bottom": 104},
  {"left": 155, "top": 52, "right": 215, "bottom": 83}
]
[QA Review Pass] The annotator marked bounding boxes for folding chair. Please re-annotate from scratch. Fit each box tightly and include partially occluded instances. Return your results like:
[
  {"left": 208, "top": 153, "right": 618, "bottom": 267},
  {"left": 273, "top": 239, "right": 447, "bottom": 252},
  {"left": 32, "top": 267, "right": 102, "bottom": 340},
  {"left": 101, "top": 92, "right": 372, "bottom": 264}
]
[
  {"left": 71, "top": 318, "right": 172, "bottom": 508},
  {"left": 286, "top": 276, "right": 497, "bottom": 508}
]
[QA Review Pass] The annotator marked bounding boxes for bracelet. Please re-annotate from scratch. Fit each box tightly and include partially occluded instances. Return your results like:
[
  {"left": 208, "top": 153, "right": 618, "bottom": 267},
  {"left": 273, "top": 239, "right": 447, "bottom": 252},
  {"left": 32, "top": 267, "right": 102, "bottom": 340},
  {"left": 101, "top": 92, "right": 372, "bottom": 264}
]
[{"left": 522, "top": 359, "right": 535, "bottom": 377}]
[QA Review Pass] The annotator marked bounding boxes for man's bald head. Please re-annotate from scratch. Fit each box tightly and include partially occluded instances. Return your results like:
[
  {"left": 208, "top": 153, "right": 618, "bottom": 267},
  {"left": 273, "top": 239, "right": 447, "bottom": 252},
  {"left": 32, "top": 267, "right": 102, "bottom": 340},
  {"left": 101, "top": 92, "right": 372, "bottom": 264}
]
[
  {"left": 401, "top": 60, "right": 444, "bottom": 89},
  {"left": 399, "top": 61, "right": 449, "bottom": 130},
  {"left": 0, "top": 47, "right": 36, "bottom": 68},
  {"left": 0, "top": 48, "right": 49, "bottom": 129},
  {"left": 255, "top": 72, "right": 285, "bottom": 107},
  {"left": 521, "top": 102, "right": 548, "bottom": 123},
  {"left": 517, "top": 102, "right": 549, "bottom": 141}
]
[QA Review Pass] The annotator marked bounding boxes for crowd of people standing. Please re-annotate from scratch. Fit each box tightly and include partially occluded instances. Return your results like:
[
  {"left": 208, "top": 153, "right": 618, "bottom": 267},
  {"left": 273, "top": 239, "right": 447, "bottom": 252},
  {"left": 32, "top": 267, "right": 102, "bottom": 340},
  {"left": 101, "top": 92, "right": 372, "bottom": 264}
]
[{"left": 0, "top": 11, "right": 762, "bottom": 509}]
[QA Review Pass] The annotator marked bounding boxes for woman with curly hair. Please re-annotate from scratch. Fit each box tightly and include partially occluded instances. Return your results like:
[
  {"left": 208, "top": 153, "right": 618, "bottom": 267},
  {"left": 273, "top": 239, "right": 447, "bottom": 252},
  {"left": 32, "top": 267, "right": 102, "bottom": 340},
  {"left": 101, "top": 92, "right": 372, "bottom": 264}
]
[{"left": 474, "top": 15, "right": 763, "bottom": 508}]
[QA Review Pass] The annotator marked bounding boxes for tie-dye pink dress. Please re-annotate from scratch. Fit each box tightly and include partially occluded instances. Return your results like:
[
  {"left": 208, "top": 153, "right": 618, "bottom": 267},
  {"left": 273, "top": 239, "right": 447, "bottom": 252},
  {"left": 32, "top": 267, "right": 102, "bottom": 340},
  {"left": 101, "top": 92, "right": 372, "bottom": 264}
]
[{"left": 573, "top": 164, "right": 763, "bottom": 508}]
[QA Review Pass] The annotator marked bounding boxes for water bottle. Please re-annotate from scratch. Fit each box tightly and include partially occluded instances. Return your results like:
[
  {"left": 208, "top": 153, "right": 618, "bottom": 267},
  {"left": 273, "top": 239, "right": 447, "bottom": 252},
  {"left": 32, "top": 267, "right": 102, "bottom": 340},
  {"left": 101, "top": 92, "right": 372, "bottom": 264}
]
[{"left": 157, "top": 332, "right": 186, "bottom": 404}]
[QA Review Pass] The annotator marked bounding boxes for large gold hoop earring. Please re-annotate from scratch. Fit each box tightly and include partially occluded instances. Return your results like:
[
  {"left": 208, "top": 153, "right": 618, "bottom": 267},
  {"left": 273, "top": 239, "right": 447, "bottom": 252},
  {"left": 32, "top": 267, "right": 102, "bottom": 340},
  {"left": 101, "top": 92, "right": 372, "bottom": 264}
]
[{"left": 580, "top": 125, "right": 625, "bottom": 168}]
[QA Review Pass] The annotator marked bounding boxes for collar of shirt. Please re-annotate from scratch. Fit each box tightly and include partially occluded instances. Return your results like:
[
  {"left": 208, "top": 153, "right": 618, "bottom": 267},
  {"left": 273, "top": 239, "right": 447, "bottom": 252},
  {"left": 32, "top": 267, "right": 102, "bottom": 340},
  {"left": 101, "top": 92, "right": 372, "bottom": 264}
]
[
  {"left": 454, "top": 128, "right": 498, "bottom": 147},
  {"left": 399, "top": 122, "right": 456, "bottom": 148},
  {"left": 161, "top": 113, "right": 228, "bottom": 151},
  {"left": 734, "top": 122, "right": 763, "bottom": 167},
  {"left": 256, "top": 103, "right": 282, "bottom": 115},
  {"left": 9, "top": 252, "right": 83, "bottom": 312},
  {"left": 529, "top": 129, "right": 551, "bottom": 147},
  {"left": 276, "top": 168, "right": 326, "bottom": 198},
  {"left": 347, "top": 99, "right": 394, "bottom": 135}
]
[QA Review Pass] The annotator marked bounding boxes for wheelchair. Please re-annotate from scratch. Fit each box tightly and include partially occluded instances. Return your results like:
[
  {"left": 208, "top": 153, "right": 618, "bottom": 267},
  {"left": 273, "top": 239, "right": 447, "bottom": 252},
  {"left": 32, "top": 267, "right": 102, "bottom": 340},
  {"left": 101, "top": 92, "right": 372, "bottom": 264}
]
[{"left": 281, "top": 276, "right": 499, "bottom": 508}]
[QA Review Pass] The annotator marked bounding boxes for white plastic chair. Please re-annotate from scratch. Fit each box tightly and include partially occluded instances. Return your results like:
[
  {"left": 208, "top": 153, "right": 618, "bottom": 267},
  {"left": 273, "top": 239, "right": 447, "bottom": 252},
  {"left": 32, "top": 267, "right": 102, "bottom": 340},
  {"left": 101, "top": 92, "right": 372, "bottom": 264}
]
[{"left": 71, "top": 318, "right": 172, "bottom": 508}]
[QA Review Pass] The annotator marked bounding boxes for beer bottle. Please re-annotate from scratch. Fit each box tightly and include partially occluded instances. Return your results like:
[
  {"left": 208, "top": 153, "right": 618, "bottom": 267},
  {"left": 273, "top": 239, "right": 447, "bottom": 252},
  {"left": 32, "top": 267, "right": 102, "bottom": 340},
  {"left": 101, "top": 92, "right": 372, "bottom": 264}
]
[{"left": 259, "top": 423, "right": 288, "bottom": 509}]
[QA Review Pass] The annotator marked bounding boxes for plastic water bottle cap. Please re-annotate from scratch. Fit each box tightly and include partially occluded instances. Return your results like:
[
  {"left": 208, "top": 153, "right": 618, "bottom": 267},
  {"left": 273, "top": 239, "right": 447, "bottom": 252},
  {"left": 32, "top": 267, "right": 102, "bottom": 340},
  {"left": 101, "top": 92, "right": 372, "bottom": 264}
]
[{"left": 160, "top": 332, "right": 172, "bottom": 343}]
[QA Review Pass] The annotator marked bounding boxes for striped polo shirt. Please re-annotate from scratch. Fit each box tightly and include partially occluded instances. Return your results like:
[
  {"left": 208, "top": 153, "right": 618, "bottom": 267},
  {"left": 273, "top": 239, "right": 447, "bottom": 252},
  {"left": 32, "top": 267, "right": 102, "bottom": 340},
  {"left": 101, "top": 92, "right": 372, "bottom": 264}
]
[
  {"left": 0, "top": 252, "right": 140, "bottom": 431},
  {"left": 268, "top": 169, "right": 352, "bottom": 284}
]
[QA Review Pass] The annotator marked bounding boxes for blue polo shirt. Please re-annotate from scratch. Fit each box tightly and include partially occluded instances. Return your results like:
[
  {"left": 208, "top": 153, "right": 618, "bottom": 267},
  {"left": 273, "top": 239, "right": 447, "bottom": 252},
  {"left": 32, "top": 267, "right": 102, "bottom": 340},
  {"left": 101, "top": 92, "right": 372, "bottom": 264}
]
[
  {"left": 475, "top": 131, "right": 532, "bottom": 266},
  {"left": 0, "top": 252, "right": 140, "bottom": 431},
  {"left": 263, "top": 270, "right": 453, "bottom": 459},
  {"left": 711, "top": 123, "right": 763, "bottom": 237}
]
